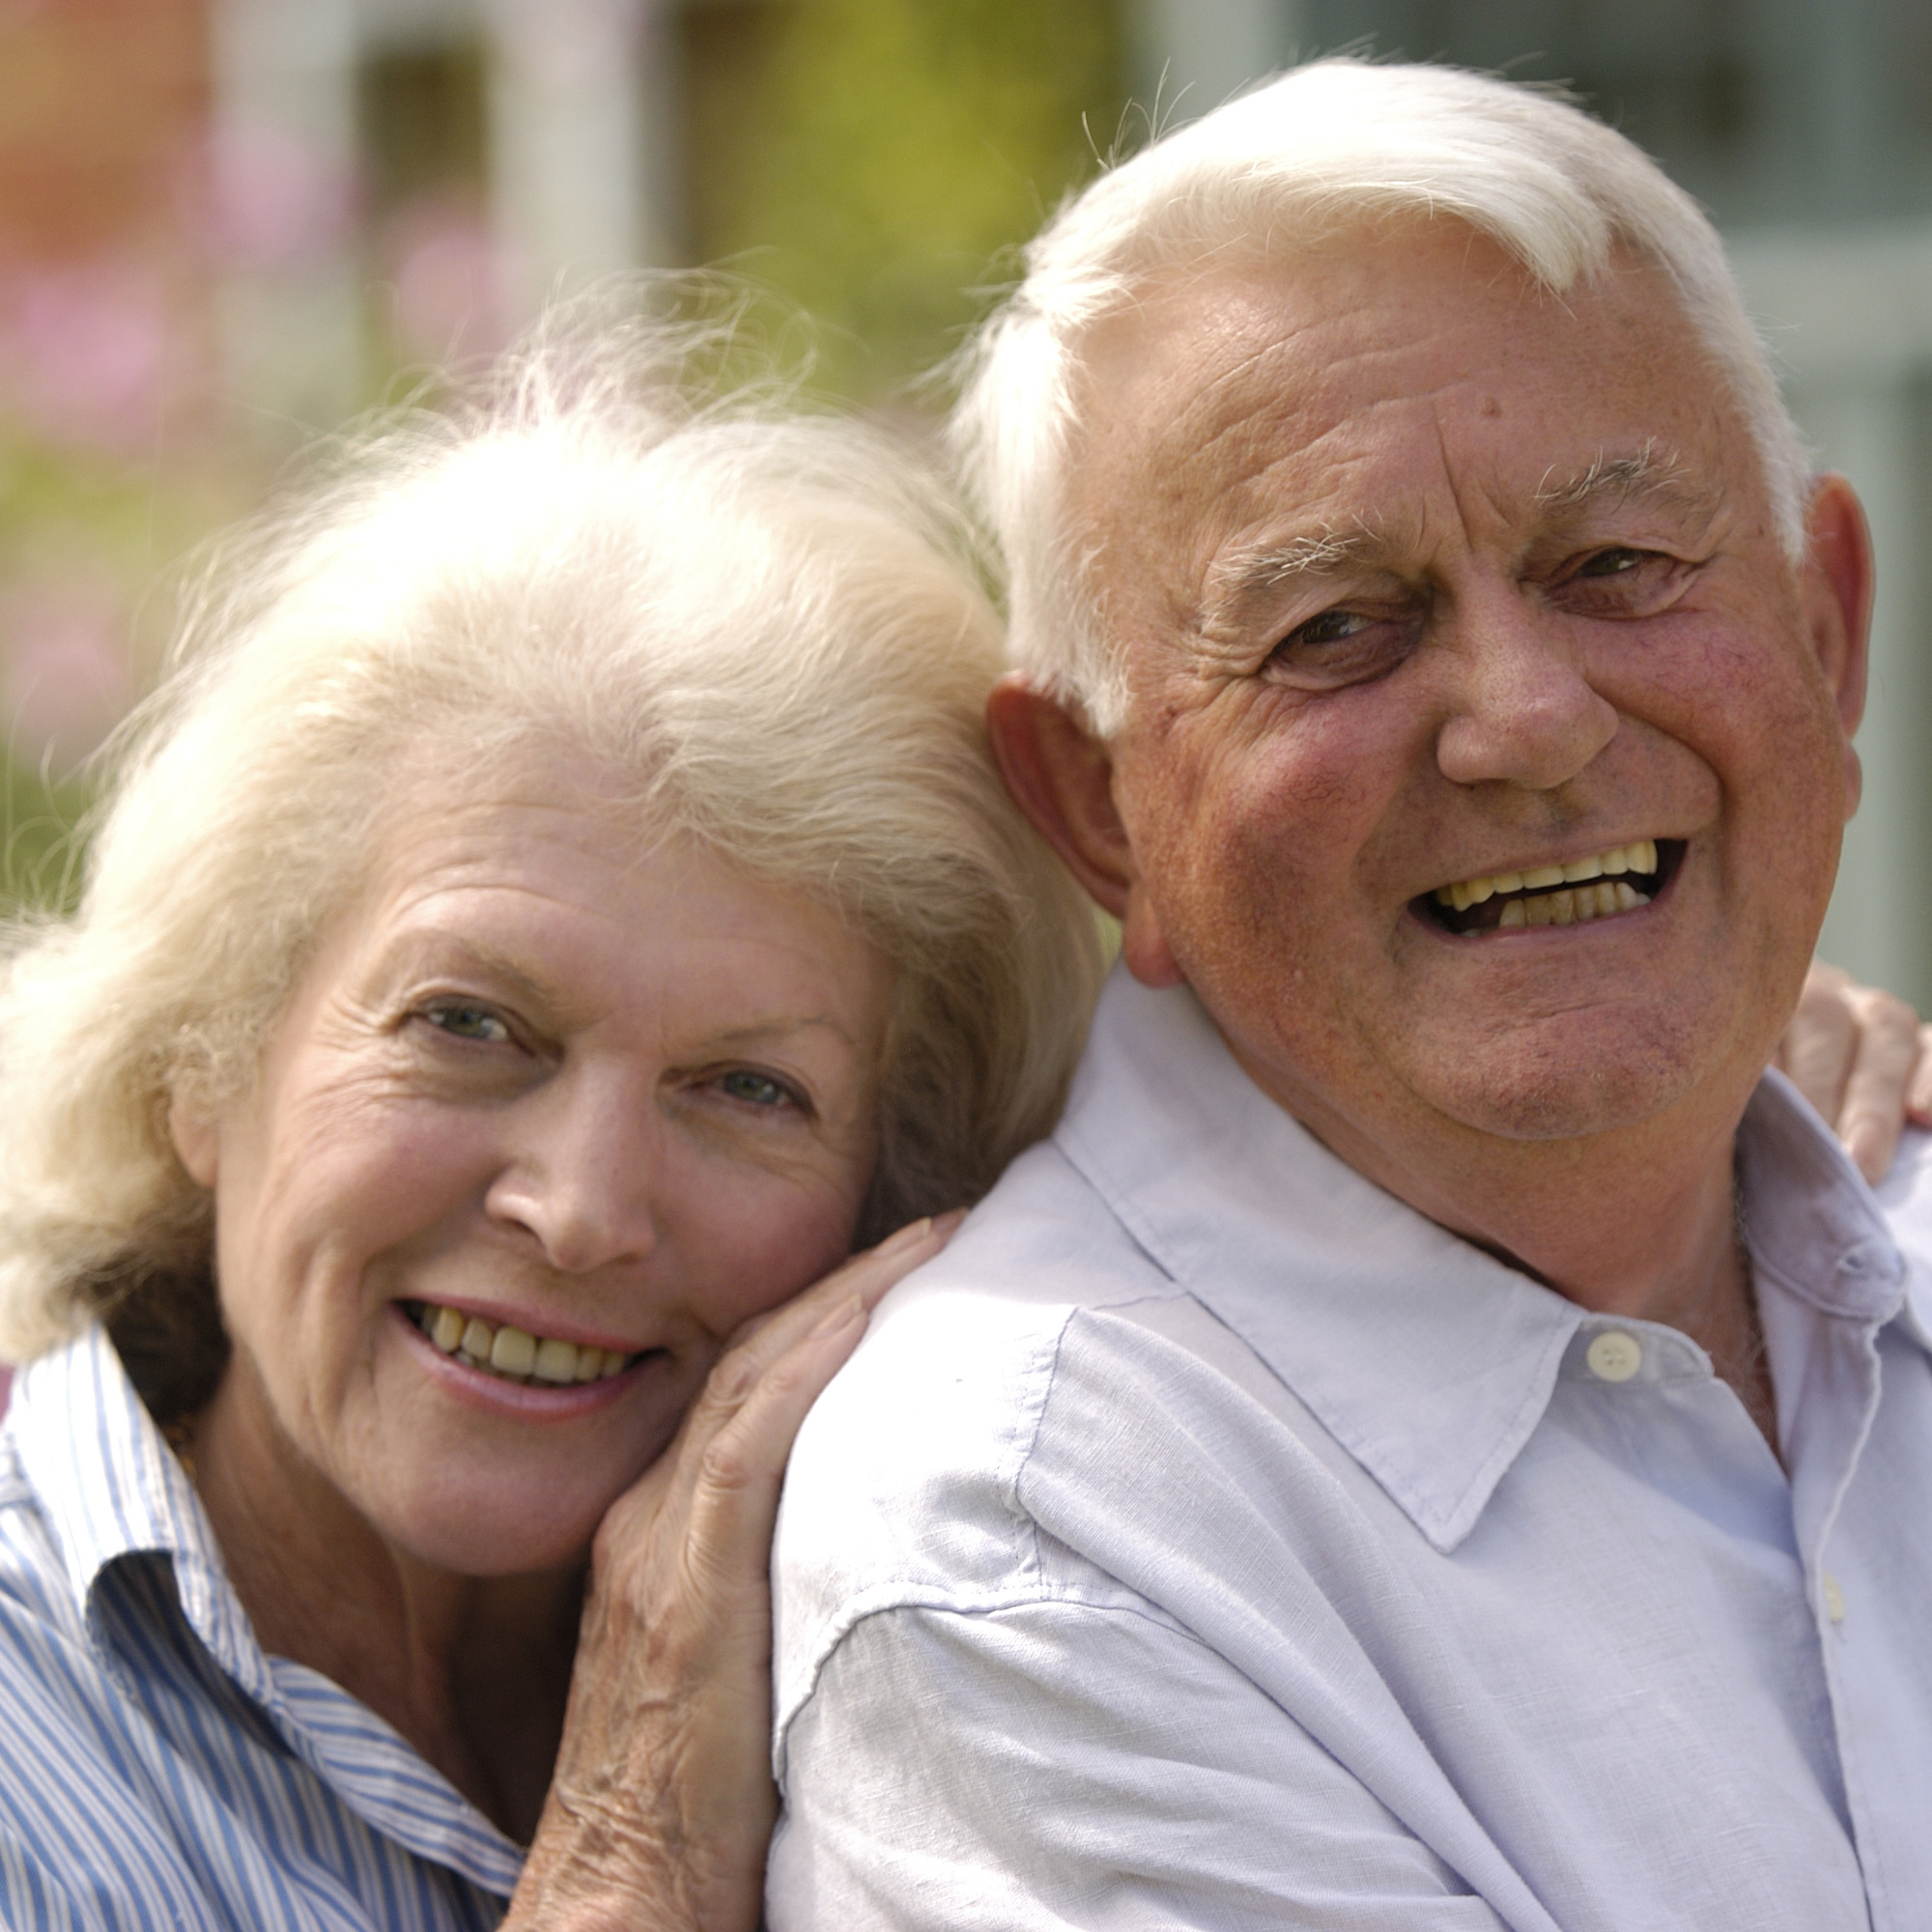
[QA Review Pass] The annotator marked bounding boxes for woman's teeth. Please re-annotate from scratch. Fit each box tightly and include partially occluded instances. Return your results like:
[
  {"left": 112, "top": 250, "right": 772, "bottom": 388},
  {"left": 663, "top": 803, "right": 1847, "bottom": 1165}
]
[{"left": 412, "top": 1302, "right": 633, "bottom": 1384}]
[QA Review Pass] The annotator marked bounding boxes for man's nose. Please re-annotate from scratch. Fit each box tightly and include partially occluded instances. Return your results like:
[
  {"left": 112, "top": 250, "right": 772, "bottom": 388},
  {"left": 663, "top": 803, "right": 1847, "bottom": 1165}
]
[
  {"left": 484, "top": 1067, "right": 660, "bottom": 1274},
  {"left": 1432, "top": 590, "right": 1619, "bottom": 791}
]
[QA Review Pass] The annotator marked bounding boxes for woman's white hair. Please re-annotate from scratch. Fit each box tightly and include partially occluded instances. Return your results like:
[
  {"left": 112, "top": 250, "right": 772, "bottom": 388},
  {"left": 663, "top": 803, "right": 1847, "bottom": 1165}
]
[
  {"left": 0, "top": 307, "right": 1103, "bottom": 1410},
  {"left": 951, "top": 58, "right": 1812, "bottom": 734}
]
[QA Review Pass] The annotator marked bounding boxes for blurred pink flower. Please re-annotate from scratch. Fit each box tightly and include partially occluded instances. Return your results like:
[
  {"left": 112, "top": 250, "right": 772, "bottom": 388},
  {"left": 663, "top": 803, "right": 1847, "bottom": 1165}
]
[
  {"left": 185, "top": 125, "right": 358, "bottom": 271},
  {"left": 0, "top": 260, "right": 180, "bottom": 450},
  {"left": 0, "top": 573, "right": 132, "bottom": 770},
  {"left": 383, "top": 196, "right": 517, "bottom": 358}
]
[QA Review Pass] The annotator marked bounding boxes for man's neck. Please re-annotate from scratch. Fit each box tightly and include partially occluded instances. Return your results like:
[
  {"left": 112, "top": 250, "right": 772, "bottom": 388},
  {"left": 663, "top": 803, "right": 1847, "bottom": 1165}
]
[{"left": 1263, "top": 1074, "right": 1779, "bottom": 1450}]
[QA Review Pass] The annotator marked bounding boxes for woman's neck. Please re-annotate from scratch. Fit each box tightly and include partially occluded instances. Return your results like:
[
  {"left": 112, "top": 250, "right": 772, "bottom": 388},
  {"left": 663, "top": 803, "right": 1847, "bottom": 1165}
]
[{"left": 186, "top": 1366, "right": 583, "bottom": 1843}]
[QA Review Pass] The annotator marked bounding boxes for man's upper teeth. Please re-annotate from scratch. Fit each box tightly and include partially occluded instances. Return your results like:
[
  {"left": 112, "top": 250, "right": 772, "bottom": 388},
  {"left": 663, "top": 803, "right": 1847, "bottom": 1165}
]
[
  {"left": 414, "top": 1302, "right": 631, "bottom": 1383},
  {"left": 1435, "top": 839, "right": 1659, "bottom": 913}
]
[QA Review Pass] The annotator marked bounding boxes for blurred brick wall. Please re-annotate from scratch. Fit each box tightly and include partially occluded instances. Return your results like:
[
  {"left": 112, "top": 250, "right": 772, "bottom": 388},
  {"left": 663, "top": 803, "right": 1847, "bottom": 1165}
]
[{"left": 0, "top": 0, "right": 211, "bottom": 265}]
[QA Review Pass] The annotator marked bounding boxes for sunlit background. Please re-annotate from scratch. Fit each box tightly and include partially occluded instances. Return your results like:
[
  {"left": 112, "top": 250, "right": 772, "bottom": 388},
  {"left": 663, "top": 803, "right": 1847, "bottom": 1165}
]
[{"left": 3, "top": 0, "right": 1931, "bottom": 1006}]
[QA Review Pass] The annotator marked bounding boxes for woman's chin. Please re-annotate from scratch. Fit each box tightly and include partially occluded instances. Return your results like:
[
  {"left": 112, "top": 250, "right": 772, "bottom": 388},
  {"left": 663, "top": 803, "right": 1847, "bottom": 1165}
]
[
  {"left": 324, "top": 1313, "right": 688, "bottom": 1575},
  {"left": 366, "top": 1466, "right": 628, "bottom": 1579}
]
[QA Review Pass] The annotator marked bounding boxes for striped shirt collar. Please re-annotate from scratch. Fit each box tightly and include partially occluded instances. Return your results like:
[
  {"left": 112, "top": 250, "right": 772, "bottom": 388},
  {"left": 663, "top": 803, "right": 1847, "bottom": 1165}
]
[{"left": 9, "top": 1322, "right": 526, "bottom": 1895}]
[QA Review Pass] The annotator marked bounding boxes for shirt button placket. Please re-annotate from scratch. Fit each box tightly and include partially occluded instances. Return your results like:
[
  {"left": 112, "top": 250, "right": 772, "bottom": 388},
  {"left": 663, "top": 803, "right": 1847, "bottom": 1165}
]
[{"left": 1821, "top": 1572, "right": 1847, "bottom": 1626}]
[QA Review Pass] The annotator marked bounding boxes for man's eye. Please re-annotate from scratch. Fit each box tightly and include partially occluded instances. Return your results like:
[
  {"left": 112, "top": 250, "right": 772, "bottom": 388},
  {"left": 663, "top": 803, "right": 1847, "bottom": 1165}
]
[
  {"left": 1554, "top": 546, "right": 1691, "bottom": 616},
  {"left": 1575, "top": 547, "right": 1645, "bottom": 579},
  {"left": 1264, "top": 606, "right": 1419, "bottom": 690},
  {"left": 421, "top": 1002, "right": 511, "bottom": 1044},
  {"left": 718, "top": 1069, "right": 796, "bottom": 1108},
  {"left": 1295, "top": 608, "right": 1376, "bottom": 644}
]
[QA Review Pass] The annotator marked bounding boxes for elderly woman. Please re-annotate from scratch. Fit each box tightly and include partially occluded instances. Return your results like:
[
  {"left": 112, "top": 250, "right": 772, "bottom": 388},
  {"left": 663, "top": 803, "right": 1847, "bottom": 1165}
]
[{"left": 0, "top": 327, "right": 1101, "bottom": 1930}]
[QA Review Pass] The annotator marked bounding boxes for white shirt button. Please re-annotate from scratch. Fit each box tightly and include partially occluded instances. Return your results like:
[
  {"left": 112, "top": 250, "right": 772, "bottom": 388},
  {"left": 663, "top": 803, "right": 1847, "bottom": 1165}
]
[
  {"left": 1586, "top": 1330, "right": 1643, "bottom": 1382},
  {"left": 1822, "top": 1573, "right": 1847, "bottom": 1624}
]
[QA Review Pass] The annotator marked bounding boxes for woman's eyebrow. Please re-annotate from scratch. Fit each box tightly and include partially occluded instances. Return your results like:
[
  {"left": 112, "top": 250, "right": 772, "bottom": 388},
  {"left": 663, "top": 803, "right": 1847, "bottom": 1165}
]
[
  {"left": 376, "top": 930, "right": 558, "bottom": 1011},
  {"left": 704, "top": 1015, "right": 863, "bottom": 1052}
]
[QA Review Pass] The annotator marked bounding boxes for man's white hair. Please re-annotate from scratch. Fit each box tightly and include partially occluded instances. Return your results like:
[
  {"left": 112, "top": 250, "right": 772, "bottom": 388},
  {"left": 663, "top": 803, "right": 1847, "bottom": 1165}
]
[
  {"left": 0, "top": 310, "right": 1103, "bottom": 1406},
  {"left": 951, "top": 58, "right": 1811, "bottom": 733}
]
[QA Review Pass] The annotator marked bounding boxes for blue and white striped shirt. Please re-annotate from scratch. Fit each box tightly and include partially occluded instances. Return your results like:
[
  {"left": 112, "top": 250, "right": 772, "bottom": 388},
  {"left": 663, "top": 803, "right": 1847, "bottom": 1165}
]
[{"left": 0, "top": 1324, "right": 525, "bottom": 1930}]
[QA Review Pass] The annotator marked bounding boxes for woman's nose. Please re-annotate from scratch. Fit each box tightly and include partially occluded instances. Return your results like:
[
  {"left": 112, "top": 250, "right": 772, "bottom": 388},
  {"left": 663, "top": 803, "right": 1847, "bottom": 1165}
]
[
  {"left": 484, "top": 1069, "right": 660, "bottom": 1274},
  {"left": 1432, "top": 592, "right": 1619, "bottom": 792}
]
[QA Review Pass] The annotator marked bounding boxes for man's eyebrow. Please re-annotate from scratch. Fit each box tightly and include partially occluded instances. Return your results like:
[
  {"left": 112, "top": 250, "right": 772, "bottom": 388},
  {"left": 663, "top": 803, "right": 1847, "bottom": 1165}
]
[
  {"left": 1204, "top": 448, "right": 1722, "bottom": 622},
  {"left": 1534, "top": 445, "right": 1721, "bottom": 524},
  {"left": 1207, "top": 524, "right": 1406, "bottom": 613}
]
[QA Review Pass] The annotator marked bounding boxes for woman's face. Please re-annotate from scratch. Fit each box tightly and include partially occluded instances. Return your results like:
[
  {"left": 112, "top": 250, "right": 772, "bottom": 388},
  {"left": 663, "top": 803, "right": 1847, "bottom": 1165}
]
[{"left": 172, "top": 751, "right": 892, "bottom": 1577}]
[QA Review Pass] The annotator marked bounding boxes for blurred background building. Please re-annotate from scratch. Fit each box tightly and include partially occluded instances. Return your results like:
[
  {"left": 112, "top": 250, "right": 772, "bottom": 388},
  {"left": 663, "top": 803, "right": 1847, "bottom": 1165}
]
[{"left": 2, "top": 0, "right": 1930, "bottom": 1002}]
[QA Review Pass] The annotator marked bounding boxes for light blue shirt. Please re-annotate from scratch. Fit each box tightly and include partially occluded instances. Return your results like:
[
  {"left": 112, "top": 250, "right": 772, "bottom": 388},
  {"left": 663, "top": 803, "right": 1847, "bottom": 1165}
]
[
  {"left": 771, "top": 969, "right": 1932, "bottom": 1931},
  {"left": 0, "top": 1325, "right": 523, "bottom": 1930}
]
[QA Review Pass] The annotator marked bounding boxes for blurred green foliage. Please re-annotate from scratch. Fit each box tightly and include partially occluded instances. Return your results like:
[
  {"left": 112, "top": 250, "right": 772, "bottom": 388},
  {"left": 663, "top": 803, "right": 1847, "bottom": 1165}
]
[
  {"left": 0, "top": 434, "right": 245, "bottom": 917},
  {"left": 684, "top": 0, "right": 1128, "bottom": 401},
  {"left": 0, "top": 0, "right": 1133, "bottom": 911},
  {"left": 0, "top": 757, "right": 93, "bottom": 919}
]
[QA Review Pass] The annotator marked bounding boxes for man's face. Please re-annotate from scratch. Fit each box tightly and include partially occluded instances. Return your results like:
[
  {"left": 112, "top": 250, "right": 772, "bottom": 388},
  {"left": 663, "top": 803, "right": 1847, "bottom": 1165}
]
[{"left": 1050, "top": 227, "right": 1866, "bottom": 1182}]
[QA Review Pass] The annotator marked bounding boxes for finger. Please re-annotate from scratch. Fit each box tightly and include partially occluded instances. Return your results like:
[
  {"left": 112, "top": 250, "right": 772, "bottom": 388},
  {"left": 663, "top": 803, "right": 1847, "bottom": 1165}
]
[
  {"left": 599, "top": 1294, "right": 873, "bottom": 1627},
  {"left": 679, "top": 1295, "right": 874, "bottom": 1587},
  {"left": 714, "top": 1208, "right": 965, "bottom": 1374},
  {"left": 1777, "top": 964, "right": 1857, "bottom": 1122},
  {"left": 1835, "top": 988, "right": 1921, "bottom": 1182},
  {"left": 600, "top": 1213, "right": 961, "bottom": 1553},
  {"left": 1911, "top": 1025, "right": 1932, "bottom": 1126}
]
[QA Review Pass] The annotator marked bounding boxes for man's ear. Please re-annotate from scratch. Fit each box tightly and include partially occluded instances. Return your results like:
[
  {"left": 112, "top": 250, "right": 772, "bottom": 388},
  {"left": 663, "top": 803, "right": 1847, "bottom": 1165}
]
[
  {"left": 1802, "top": 473, "right": 1874, "bottom": 815},
  {"left": 168, "top": 1090, "right": 219, "bottom": 1190},
  {"left": 985, "top": 674, "right": 1183, "bottom": 987}
]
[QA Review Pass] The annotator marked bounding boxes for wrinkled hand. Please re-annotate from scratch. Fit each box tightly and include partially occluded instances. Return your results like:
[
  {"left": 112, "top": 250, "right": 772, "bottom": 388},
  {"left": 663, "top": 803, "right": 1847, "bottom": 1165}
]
[
  {"left": 1776, "top": 963, "right": 1932, "bottom": 1182},
  {"left": 504, "top": 1210, "right": 962, "bottom": 1932}
]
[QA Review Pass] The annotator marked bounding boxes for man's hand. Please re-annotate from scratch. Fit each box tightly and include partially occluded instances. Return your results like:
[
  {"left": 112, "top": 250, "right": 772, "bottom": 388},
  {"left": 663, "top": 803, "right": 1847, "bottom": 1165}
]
[
  {"left": 1776, "top": 963, "right": 1932, "bottom": 1182},
  {"left": 504, "top": 1210, "right": 962, "bottom": 1932}
]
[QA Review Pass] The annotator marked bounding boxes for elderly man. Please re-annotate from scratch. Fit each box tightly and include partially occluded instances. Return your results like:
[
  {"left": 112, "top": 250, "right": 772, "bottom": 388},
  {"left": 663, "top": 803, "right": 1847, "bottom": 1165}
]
[{"left": 769, "top": 61, "right": 1932, "bottom": 1930}]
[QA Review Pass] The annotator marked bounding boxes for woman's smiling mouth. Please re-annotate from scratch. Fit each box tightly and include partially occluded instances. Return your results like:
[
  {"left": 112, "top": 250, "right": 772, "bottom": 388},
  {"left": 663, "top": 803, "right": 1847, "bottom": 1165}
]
[
  {"left": 405, "top": 1300, "right": 646, "bottom": 1385},
  {"left": 1421, "top": 839, "right": 1683, "bottom": 934}
]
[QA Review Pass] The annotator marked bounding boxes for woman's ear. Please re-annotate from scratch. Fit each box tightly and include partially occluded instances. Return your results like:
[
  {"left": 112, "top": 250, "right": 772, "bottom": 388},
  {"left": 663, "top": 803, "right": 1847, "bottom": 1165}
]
[{"left": 168, "top": 1090, "right": 219, "bottom": 1190}]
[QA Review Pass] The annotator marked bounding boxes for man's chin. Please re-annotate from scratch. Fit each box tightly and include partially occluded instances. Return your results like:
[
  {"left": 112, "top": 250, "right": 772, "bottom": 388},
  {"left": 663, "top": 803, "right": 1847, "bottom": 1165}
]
[{"left": 1404, "top": 1011, "right": 1723, "bottom": 1146}]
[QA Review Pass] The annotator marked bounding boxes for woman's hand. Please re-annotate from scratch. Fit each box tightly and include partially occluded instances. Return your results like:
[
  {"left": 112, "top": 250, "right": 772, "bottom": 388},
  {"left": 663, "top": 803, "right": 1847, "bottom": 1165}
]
[
  {"left": 1776, "top": 963, "right": 1932, "bottom": 1182},
  {"left": 503, "top": 1210, "right": 962, "bottom": 1932}
]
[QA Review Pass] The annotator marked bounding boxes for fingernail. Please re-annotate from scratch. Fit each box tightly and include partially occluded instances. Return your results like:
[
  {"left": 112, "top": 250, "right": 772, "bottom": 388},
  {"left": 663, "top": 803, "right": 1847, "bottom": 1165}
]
[
  {"left": 810, "top": 1294, "right": 866, "bottom": 1339},
  {"left": 931, "top": 1208, "right": 968, "bottom": 1239},
  {"left": 876, "top": 1216, "right": 936, "bottom": 1258}
]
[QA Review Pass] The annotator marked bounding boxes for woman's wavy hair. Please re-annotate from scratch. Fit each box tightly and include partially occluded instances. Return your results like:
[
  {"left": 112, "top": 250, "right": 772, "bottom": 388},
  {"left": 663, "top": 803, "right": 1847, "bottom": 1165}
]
[{"left": 0, "top": 297, "right": 1104, "bottom": 1416}]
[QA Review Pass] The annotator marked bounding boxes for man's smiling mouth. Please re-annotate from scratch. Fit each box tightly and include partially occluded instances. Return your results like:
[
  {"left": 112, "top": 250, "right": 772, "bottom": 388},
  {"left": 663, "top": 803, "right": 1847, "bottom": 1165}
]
[{"left": 1421, "top": 839, "right": 1683, "bottom": 934}]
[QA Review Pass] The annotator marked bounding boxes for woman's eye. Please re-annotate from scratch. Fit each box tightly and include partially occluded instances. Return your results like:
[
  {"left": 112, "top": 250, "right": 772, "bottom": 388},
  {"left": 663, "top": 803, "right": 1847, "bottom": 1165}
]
[
  {"left": 420, "top": 1001, "right": 511, "bottom": 1044},
  {"left": 718, "top": 1068, "right": 796, "bottom": 1109}
]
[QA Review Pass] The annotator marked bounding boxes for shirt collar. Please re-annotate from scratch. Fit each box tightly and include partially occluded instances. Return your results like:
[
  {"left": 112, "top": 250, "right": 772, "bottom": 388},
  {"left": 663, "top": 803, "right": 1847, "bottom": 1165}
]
[
  {"left": 9, "top": 1322, "right": 272, "bottom": 1700},
  {"left": 9, "top": 1323, "right": 527, "bottom": 1890},
  {"left": 1054, "top": 968, "right": 1911, "bottom": 1553}
]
